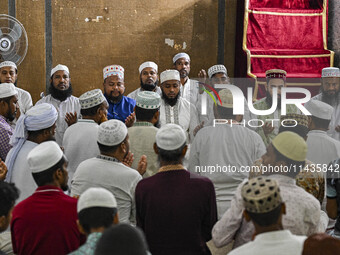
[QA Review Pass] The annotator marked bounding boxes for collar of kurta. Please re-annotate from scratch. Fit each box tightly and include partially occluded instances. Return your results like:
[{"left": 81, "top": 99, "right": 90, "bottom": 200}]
[
  {"left": 78, "top": 119, "right": 96, "bottom": 124},
  {"left": 133, "top": 121, "right": 153, "bottom": 127},
  {"left": 267, "top": 174, "right": 296, "bottom": 185},
  {"left": 34, "top": 185, "right": 63, "bottom": 194},
  {"left": 309, "top": 129, "right": 328, "bottom": 135},
  {"left": 97, "top": 154, "right": 120, "bottom": 163}
]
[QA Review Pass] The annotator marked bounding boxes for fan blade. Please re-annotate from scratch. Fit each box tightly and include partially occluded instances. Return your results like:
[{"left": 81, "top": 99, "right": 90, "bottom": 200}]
[
  {"left": 8, "top": 22, "right": 22, "bottom": 42},
  {"left": 2, "top": 52, "right": 21, "bottom": 63},
  {"left": 0, "top": 28, "right": 2, "bottom": 37}
]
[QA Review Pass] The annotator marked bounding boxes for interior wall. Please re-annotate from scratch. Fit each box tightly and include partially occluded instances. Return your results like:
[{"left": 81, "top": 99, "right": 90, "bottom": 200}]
[{"left": 3, "top": 0, "right": 237, "bottom": 103}]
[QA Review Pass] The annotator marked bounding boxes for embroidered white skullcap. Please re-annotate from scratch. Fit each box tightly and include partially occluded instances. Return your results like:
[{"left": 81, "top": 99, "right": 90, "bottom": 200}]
[
  {"left": 0, "top": 83, "right": 17, "bottom": 98},
  {"left": 136, "top": 91, "right": 161, "bottom": 109},
  {"left": 27, "top": 141, "right": 64, "bottom": 173},
  {"left": 322, "top": 67, "right": 340, "bottom": 78},
  {"left": 217, "top": 89, "right": 233, "bottom": 108},
  {"left": 79, "top": 89, "right": 107, "bottom": 109},
  {"left": 103, "top": 65, "right": 124, "bottom": 80},
  {"left": 304, "top": 100, "right": 333, "bottom": 120},
  {"left": 78, "top": 187, "right": 117, "bottom": 213},
  {"left": 156, "top": 124, "right": 186, "bottom": 151},
  {"left": 139, "top": 61, "right": 158, "bottom": 74},
  {"left": 208, "top": 65, "right": 228, "bottom": 78},
  {"left": 160, "top": 70, "right": 180, "bottom": 84},
  {"left": 0, "top": 61, "right": 17, "bottom": 70},
  {"left": 51, "top": 64, "right": 69, "bottom": 77},
  {"left": 98, "top": 119, "right": 128, "bottom": 146},
  {"left": 173, "top": 52, "right": 190, "bottom": 64}
]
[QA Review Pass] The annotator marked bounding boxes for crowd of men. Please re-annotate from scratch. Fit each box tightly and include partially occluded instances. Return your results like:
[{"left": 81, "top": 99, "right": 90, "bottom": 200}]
[{"left": 1, "top": 53, "right": 340, "bottom": 255}]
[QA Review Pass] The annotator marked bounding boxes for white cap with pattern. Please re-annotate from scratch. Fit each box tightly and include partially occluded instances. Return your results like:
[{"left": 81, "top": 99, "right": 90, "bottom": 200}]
[
  {"left": 322, "top": 67, "right": 340, "bottom": 78},
  {"left": 77, "top": 187, "right": 117, "bottom": 213},
  {"left": 98, "top": 119, "right": 127, "bottom": 146},
  {"left": 208, "top": 65, "right": 227, "bottom": 78},
  {"left": 51, "top": 64, "right": 69, "bottom": 77},
  {"left": 217, "top": 89, "right": 233, "bottom": 108},
  {"left": 0, "top": 83, "right": 17, "bottom": 98},
  {"left": 173, "top": 52, "right": 190, "bottom": 64},
  {"left": 0, "top": 61, "right": 17, "bottom": 70},
  {"left": 103, "top": 65, "right": 124, "bottom": 80},
  {"left": 160, "top": 70, "right": 180, "bottom": 84},
  {"left": 156, "top": 124, "right": 186, "bottom": 151},
  {"left": 79, "top": 89, "right": 107, "bottom": 109},
  {"left": 139, "top": 61, "right": 158, "bottom": 74},
  {"left": 136, "top": 91, "right": 161, "bottom": 109},
  {"left": 304, "top": 100, "right": 334, "bottom": 120}
]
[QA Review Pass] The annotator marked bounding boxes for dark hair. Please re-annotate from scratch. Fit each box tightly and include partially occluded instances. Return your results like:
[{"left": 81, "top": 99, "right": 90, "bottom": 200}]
[
  {"left": 78, "top": 207, "right": 117, "bottom": 234},
  {"left": 135, "top": 106, "right": 158, "bottom": 122},
  {"left": 311, "top": 116, "right": 331, "bottom": 129},
  {"left": 279, "top": 125, "right": 309, "bottom": 138},
  {"left": 157, "top": 143, "right": 186, "bottom": 163},
  {"left": 81, "top": 103, "right": 102, "bottom": 117},
  {"left": 32, "top": 156, "right": 66, "bottom": 186},
  {"left": 95, "top": 224, "right": 148, "bottom": 255},
  {"left": 216, "top": 104, "right": 237, "bottom": 120},
  {"left": 273, "top": 146, "right": 305, "bottom": 178},
  {"left": 247, "top": 204, "right": 282, "bottom": 227},
  {"left": 27, "top": 125, "right": 54, "bottom": 138},
  {"left": 0, "top": 95, "right": 15, "bottom": 105},
  {"left": 97, "top": 142, "right": 120, "bottom": 154},
  {"left": 0, "top": 182, "right": 19, "bottom": 217}
]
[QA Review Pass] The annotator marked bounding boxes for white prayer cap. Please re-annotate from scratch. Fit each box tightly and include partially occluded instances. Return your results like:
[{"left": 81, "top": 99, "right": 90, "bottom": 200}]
[
  {"left": 103, "top": 65, "right": 124, "bottom": 80},
  {"left": 304, "top": 100, "right": 333, "bottom": 120},
  {"left": 27, "top": 141, "right": 64, "bottom": 174},
  {"left": 0, "top": 61, "right": 17, "bottom": 70},
  {"left": 98, "top": 119, "right": 127, "bottom": 146},
  {"left": 139, "top": 61, "right": 158, "bottom": 74},
  {"left": 79, "top": 89, "right": 107, "bottom": 109},
  {"left": 160, "top": 70, "right": 180, "bottom": 84},
  {"left": 0, "top": 83, "right": 17, "bottom": 98},
  {"left": 217, "top": 89, "right": 233, "bottom": 108},
  {"left": 322, "top": 67, "right": 340, "bottom": 78},
  {"left": 208, "top": 65, "right": 228, "bottom": 78},
  {"left": 136, "top": 91, "right": 161, "bottom": 109},
  {"left": 173, "top": 52, "right": 190, "bottom": 64},
  {"left": 77, "top": 187, "right": 117, "bottom": 213},
  {"left": 51, "top": 64, "right": 69, "bottom": 77},
  {"left": 156, "top": 124, "right": 186, "bottom": 151}
]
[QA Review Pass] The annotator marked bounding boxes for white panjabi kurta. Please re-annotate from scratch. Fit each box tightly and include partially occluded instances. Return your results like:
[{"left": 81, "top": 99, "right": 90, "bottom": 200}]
[
  {"left": 189, "top": 124, "right": 266, "bottom": 219},
  {"left": 127, "top": 87, "right": 162, "bottom": 100},
  {"left": 311, "top": 93, "right": 340, "bottom": 140},
  {"left": 36, "top": 95, "right": 81, "bottom": 145},
  {"left": 6, "top": 140, "right": 37, "bottom": 204},
  {"left": 16, "top": 87, "right": 33, "bottom": 114},
  {"left": 180, "top": 78, "right": 199, "bottom": 107},
  {"left": 62, "top": 119, "right": 100, "bottom": 186},
  {"left": 306, "top": 130, "right": 340, "bottom": 165},
  {"left": 71, "top": 155, "right": 142, "bottom": 224}
]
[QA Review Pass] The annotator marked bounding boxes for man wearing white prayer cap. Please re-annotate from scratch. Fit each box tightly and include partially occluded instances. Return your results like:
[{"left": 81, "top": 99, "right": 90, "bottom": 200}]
[
  {"left": 70, "top": 187, "right": 119, "bottom": 255},
  {"left": 63, "top": 89, "right": 109, "bottom": 186},
  {"left": 128, "top": 91, "right": 160, "bottom": 177},
  {"left": 159, "top": 69, "right": 200, "bottom": 145},
  {"left": 135, "top": 123, "right": 217, "bottom": 254},
  {"left": 127, "top": 61, "right": 162, "bottom": 100},
  {"left": 5, "top": 103, "right": 58, "bottom": 203},
  {"left": 0, "top": 83, "right": 18, "bottom": 161},
  {"left": 304, "top": 100, "right": 340, "bottom": 166},
  {"left": 0, "top": 61, "right": 33, "bottom": 120},
  {"left": 11, "top": 141, "right": 84, "bottom": 255},
  {"left": 311, "top": 67, "right": 340, "bottom": 140},
  {"left": 172, "top": 52, "right": 200, "bottom": 106},
  {"left": 36, "top": 64, "right": 81, "bottom": 146},
  {"left": 71, "top": 119, "right": 146, "bottom": 224},
  {"left": 102, "top": 64, "right": 136, "bottom": 127}
]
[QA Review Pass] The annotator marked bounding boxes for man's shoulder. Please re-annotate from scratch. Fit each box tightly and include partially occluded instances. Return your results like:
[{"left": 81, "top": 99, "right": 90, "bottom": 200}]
[
  {"left": 253, "top": 97, "right": 267, "bottom": 107},
  {"left": 36, "top": 94, "right": 52, "bottom": 104},
  {"left": 123, "top": 96, "right": 136, "bottom": 104},
  {"left": 127, "top": 89, "right": 139, "bottom": 99},
  {"left": 311, "top": 93, "right": 322, "bottom": 101},
  {"left": 15, "top": 87, "right": 32, "bottom": 97}
]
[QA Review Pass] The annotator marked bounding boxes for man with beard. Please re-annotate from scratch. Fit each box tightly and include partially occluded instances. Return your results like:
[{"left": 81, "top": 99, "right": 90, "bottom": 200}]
[
  {"left": 36, "top": 64, "right": 81, "bottom": 145},
  {"left": 0, "top": 83, "right": 18, "bottom": 161},
  {"left": 173, "top": 52, "right": 199, "bottom": 107},
  {"left": 102, "top": 65, "right": 136, "bottom": 126},
  {"left": 311, "top": 67, "right": 340, "bottom": 140},
  {"left": 159, "top": 69, "right": 199, "bottom": 142},
  {"left": 5, "top": 103, "right": 58, "bottom": 204},
  {"left": 0, "top": 61, "right": 33, "bottom": 120},
  {"left": 71, "top": 120, "right": 146, "bottom": 224},
  {"left": 63, "top": 89, "right": 108, "bottom": 187},
  {"left": 252, "top": 69, "right": 299, "bottom": 146},
  {"left": 128, "top": 91, "right": 160, "bottom": 177},
  {"left": 127, "top": 61, "right": 162, "bottom": 100},
  {"left": 11, "top": 141, "right": 84, "bottom": 255}
]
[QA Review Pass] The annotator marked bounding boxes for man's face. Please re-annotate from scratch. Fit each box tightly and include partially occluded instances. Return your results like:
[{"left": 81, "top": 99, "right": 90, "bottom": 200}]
[
  {"left": 103, "top": 75, "right": 125, "bottom": 101},
  {"left": 161, "top": 80, "right": 180, "bottom": 99},
  {"left": 261, "top": 144, "right": 277, "bottom": 167},
  {"left": 0, "top": 66, "right": 17, "bottom": 84},
  {"left": 141, "top": 67, "right": 158, "bottom": 88},
  {"left": 98, "top": 102, "right": 109, "bottom": 124},
  {"left": 4, "top": 95, "right": 19, "bottom": 122},
  {"left": 321, "top": 77, "right": 340, "bottom": 97},
  {"left": 211, "top": 73, "right": 229, "bottom": 85},
  {"left": 51, "top": 70, "right": 70, "bottom": 91},
  {"left": 267, "top": 78, "right": 285, "bottom": 100},
  {"left": 0, "top": 207, "right": 14, "bottom": 232},
  {"left": 174, "top": 58, "right": 190, "bottom": 79},
  {"left": 46, "top": 123, "right": 57, "bottom": 141}
]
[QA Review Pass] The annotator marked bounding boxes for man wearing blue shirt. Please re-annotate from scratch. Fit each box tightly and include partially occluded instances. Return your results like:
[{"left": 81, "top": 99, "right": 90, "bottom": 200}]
[{"left": 102, "top": 65, "right": 135, "bottom": 126}]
